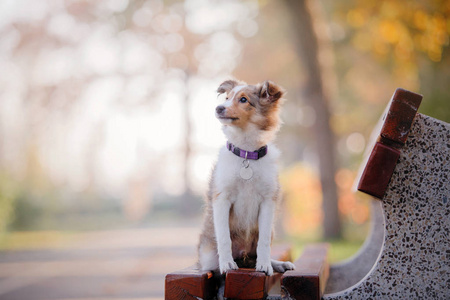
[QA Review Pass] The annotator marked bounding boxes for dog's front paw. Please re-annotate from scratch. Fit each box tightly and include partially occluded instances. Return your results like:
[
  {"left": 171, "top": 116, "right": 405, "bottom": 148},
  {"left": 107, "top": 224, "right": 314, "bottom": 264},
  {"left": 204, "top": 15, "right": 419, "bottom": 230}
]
[
  {"left": 272, "top": 260, "right": 296, "bottom": 273},
  {"left": 256, "top": 261, "right": 273, "bottom": 276},
  {"left": 284, "top": 261, "right": 295, "bottom": 271},
  {"left": 219, "top": 259, "right": 238, "bottom": 274}
]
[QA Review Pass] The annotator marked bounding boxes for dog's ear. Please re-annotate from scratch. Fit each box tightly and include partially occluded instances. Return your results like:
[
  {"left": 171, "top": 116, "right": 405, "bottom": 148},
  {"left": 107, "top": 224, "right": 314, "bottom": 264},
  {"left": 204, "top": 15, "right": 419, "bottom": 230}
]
[
  {"left": 259, "top": 80, "right": 285, "bottom": 104},
  {"left": 217, "top": 80, "right": 239, "bottom": 95}
]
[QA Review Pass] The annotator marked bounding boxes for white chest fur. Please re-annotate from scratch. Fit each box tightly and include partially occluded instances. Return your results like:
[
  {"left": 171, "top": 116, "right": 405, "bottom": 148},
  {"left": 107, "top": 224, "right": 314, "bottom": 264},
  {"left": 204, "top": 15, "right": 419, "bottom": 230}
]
[{"left": 214, "top": 145, "right": 280, "bottom": 230}]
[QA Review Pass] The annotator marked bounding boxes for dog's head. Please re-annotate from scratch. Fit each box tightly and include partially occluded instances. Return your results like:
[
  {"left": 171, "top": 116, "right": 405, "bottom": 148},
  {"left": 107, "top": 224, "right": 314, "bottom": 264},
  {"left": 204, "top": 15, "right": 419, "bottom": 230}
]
[{"left": 215, "top": 79, "right": 285, "bottom": 132}]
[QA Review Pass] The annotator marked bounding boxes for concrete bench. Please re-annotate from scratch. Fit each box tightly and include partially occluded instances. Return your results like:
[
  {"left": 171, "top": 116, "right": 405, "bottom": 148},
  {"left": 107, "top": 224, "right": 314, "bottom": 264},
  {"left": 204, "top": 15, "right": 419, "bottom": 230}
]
[{"left": 324, "top": 88, "right": 449, "bottom": 299}]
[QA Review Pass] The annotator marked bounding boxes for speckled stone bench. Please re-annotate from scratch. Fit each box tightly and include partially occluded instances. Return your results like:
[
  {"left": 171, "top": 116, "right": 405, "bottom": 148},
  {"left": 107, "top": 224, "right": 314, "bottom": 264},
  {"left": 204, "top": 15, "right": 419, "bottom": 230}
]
[{"left": 322, "top": 89, "right": 450, "bottom": 299}]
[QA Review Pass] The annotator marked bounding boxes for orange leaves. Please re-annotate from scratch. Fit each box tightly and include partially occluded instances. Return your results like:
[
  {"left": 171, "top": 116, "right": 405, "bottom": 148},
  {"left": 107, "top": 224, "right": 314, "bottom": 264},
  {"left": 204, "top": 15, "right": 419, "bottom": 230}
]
[
  {"left": 280, "top": 165, "right": 323, "bottom": 236},
  {"left": 281, "top": 165, "right": 370, "bottom": 236},
  {"left": 335, "top": 168, "right": 369, "bottom": 225}
]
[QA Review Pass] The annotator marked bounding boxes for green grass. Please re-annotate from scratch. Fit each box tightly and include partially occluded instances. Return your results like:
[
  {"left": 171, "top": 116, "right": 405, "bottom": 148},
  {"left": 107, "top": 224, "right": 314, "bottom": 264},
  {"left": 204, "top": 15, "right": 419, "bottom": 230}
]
[
  {"left": 0, "top": 231, "right": 80, "bottom": 251},
  {"left": 326, "top": 239, "right": 365, "bottom": 263},
  {"left": 287, "top": 238, "right": 364, "bottom": 264},
  {"left": 286, "top": 238, "right": 364, "bottom": 264},
  {"left": 283, "top": 223, "right": 369, "bottom": 264}
]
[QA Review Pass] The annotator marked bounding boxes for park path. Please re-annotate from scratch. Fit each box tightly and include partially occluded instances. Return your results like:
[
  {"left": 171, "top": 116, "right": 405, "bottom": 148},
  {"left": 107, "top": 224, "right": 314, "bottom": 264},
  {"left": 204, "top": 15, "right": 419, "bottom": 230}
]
[{"left": 0, "top": 226, "right": 200, "bottom": 300}]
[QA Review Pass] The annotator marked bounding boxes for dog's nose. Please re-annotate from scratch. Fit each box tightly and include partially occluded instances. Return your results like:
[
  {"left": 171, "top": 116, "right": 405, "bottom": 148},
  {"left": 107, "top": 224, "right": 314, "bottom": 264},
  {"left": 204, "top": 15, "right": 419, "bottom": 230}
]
[{"left": 216, "top": 105, "right": 226, "bottom": 114}]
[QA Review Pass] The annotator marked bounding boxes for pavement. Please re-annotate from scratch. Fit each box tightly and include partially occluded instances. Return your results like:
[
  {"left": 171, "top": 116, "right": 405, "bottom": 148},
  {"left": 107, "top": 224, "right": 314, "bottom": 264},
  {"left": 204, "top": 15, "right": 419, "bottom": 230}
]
[{"left": 0, "top": 227, "right": 200, "bottom": 300}]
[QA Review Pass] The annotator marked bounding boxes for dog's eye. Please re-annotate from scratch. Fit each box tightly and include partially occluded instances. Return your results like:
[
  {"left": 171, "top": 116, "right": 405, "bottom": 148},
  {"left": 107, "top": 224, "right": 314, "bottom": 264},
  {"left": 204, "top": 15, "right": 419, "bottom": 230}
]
[{"left": 239, "top": 97, "right": 247, "bottom": 103}]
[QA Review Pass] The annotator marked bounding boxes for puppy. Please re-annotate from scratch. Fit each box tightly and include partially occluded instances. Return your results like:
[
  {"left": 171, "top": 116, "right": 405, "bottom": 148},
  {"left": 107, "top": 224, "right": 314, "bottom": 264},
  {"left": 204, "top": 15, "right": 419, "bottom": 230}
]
[{"left": 197, "top": 79, "right": 295, "bottom": 281}]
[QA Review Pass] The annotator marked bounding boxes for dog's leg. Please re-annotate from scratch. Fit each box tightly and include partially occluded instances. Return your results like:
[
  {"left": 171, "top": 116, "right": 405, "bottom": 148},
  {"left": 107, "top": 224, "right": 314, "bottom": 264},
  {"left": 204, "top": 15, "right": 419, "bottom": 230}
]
[
  {"left": 198, "top": 242, "right": 219, "bottom": 271},
  {"left": 271, "top": 259, "right": 295, "bottom": 273},
  {"left": 256, "top": 199, "right": 275, "bottom": 275},
  {"left": 213, "top": 196, "right": 238, "bottom": 274}
]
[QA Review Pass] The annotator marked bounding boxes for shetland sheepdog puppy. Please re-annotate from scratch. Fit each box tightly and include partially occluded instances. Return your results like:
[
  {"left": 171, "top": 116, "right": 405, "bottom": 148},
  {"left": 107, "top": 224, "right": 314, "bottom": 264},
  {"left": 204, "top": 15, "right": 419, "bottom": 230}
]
[{"left": 197, "top": 79, "right": 295, "bottom": 284}]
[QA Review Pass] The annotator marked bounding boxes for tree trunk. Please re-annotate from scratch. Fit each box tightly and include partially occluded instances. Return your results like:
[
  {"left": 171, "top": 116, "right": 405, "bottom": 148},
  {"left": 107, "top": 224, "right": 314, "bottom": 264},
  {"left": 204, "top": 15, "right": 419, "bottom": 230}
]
[
  {"left": 283, "top": 0, "right": 341, "bottom": 238},
  {"left": 181, "top": 72, "right": 195, "bottom": 215}
]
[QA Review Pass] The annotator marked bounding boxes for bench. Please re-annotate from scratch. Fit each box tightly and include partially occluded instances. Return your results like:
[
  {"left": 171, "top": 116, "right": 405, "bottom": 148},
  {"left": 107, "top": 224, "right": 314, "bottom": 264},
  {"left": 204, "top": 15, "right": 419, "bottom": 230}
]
[
  {"left": 165, "top": 243, "right": 330, "bottom": 300},
  {"left": 165, "top": 88, "right": 449, "bottom": 299},
  {"left": 324, "top": 88, "right": 449, "bottom": 299}
]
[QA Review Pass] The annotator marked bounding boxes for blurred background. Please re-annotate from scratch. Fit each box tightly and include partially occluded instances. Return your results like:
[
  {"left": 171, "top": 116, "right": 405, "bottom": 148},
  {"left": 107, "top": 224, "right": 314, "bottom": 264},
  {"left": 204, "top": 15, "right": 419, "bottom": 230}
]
[{"left": 0, "top": 0, "right": 448, "bottom": 299}]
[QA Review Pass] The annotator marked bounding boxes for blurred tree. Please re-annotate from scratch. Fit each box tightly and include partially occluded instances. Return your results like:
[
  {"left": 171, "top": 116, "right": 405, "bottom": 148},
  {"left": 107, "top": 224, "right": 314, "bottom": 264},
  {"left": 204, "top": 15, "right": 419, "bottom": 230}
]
[
  {"left": 0, "top": 0, "right": 260, "bottom": 229},
  {"left": 283, "top": 0, "right": 341, "bottom": 238}
]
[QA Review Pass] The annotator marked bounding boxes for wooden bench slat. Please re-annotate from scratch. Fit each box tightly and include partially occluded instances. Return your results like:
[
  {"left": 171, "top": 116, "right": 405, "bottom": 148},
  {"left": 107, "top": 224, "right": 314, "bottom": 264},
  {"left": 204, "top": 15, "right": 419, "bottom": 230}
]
[
  {"left": 165, "top": 266, "right": 216, "bottom": 300},
  {"left": 224, "top": 244, "right": 293, "bottom": 300},
  {"left": 380, "top": 88, "right": 422, "bottom": 146},
  {"left": 281, "top": 244, "right": 329, "bottom": 300},
  {"left": 165, "top": 244, "right": 292, "bottom": 300},
  {"left": 224, "top": 268, "right": 269, "bottom": 299},
  {"left": 357, "top": 142, "right": 401, "bottom": 199}
]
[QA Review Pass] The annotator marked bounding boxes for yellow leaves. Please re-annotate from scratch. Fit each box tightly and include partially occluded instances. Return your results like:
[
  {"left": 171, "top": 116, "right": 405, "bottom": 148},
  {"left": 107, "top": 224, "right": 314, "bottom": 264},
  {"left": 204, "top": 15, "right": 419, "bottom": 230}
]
[
  {"left": 411, "top": 10, "right": 448, "bottom": 62},
  {"left": 414, "top": 33, "right": 428, "bottom": 52},
  {"left": 394, "top": 38, "right": 414, "bottom": 60},
  {"left": 336, "top": 0, "right": 450, "bottom": 94},
  {"left": 344, "top": 1, "right": 449, "bottom": 64},
  {"left": 427, "top": 48, "right": 442, "bottom": 62},
  {"left": 351, "top": 18, "right": 414, "bottom": 72},
  {"left": 352, "top": 32, "right": 372, "bottom": 52},
  {"left": 447, "top": 18, "right": 450, "bottom": 36},
  {"left": 347, "top": 9, "right": 367, "bottom": 28},
  {"left": 351, "top": 18, "right": 414, "bottom": 61},
  {"left": 434, "top": 15, "right": 448, "bottom": 44},
  {"left": 392, "top": 61, "right": 418, "bottom": 82},
  {"left": 425, "top": 13, "right": 448, "bottom": 62},
  {"left": 413, "top": 10, "right": 428, "bottom": 30},
  {"left": 379, "top": 20, "right": 400, "bottom": 44},
  {"left": 373, "top": 39, "right": 389, "bottom": 56},
  {"left": 380, "top": 1, "right": 402, "bottom": 19}
]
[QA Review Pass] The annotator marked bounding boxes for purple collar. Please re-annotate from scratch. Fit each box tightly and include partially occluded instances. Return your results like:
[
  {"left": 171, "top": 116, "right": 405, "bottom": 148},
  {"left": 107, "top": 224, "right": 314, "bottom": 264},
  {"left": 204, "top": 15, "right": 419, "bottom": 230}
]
[{"left": 226, "top": 142, "right": 268, "bottom": 160}]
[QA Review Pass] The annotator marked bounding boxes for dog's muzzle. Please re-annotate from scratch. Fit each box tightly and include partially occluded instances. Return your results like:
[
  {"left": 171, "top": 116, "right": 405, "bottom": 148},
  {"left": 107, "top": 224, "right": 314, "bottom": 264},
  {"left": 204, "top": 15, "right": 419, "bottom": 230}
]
[{"left": 216, "top": 105, "right": 226, "bottom": 115}]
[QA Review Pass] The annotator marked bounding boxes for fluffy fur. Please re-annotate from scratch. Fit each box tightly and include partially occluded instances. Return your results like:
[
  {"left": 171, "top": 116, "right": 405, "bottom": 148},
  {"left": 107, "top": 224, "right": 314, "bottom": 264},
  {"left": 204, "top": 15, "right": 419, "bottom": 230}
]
[{"left": 197, "top": 79, "right": 295, "bottom": 279}]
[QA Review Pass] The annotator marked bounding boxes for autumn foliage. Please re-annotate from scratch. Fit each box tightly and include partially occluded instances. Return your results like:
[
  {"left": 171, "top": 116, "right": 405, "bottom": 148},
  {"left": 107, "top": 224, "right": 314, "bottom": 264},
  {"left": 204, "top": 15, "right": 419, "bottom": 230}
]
[{"left": 280, "top": 164, "right": 370, "bottom": 237}]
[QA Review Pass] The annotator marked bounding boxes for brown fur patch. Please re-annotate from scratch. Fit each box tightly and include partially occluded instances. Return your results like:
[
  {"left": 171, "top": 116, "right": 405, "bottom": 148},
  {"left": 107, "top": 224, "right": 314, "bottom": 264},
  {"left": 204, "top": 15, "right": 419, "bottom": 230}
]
[
  {"left": 217, "top": 79, "right": 241, "bottom": 94},
  {"left": 219, "top": 82, "right": 285, "bottom": 131}
]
